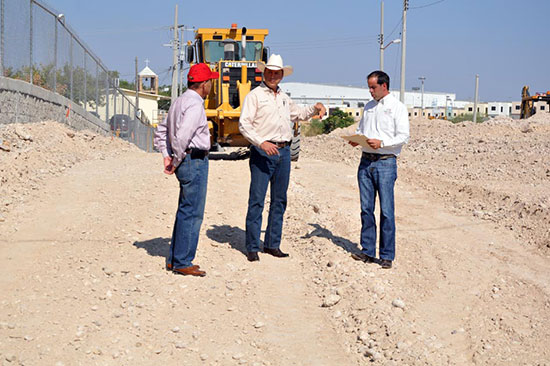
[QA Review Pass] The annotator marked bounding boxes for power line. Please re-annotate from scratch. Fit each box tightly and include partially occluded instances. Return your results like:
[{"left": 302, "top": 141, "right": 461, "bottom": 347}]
[
  {"left": 82, "top": 25, "right": 170, "bottom": 37},
  {"left": 393, "top": 42, "right": 401, "bottom": 81},
  {"left": 269, "top": 35, "right": 377, "bottom": 46},
  {"left": 159, "top": 69, "right": 172, "bottom": 85},
  {"left": 386, "top": 16, "right": 403, "bottom": 40},
  {"left": 410, "top": 0, "right": 447, "bottom": 10},
  {"left": 274, "top": 40, "right": 377, "bottom": 51}
]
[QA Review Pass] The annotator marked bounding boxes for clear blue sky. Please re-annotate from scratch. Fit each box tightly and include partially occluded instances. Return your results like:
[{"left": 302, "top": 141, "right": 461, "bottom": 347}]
[{"left": 46, "top": 0, "right": 549, "bottom": 102}]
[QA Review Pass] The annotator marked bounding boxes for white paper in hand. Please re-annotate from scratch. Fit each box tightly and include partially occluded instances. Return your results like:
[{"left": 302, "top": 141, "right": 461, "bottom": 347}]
[{"left": 342, "top": 134, "right": 369, "bottom": 148}]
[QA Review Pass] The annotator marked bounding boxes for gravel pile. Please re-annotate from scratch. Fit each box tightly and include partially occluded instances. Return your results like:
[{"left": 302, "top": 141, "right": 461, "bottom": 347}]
[
  {"left": 0, "top": 121, "right": 136, "bottom": 218},
  {"left": 301, "top": 114, "right": 550, "bottom": 251}
]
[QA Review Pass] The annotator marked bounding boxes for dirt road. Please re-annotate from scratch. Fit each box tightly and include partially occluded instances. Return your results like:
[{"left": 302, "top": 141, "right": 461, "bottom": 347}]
[{"left": 1, "top": 121, "right": 549, "bottom": 365}]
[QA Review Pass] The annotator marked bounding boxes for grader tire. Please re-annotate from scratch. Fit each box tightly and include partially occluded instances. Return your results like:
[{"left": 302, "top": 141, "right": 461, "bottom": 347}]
[{"left": 290, "top": 126, "right": 301, "bottom": 162}]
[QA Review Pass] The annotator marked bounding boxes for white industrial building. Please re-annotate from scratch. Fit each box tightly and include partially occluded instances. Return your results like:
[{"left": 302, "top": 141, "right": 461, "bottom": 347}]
[
  {"left": 487, "top": 102, "right": 513, "bottom": 117},
  {"left": 280, "top": 82, "right": 458, "bottom": 110},
  {"left": 278, "top": 82, "right": 537, "bottom": 120}
]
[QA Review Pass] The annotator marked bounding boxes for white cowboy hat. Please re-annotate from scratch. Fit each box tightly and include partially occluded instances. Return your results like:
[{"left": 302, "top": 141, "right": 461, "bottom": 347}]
[{"left": 257, "top": 54, "right": 293, "bottom": 77}]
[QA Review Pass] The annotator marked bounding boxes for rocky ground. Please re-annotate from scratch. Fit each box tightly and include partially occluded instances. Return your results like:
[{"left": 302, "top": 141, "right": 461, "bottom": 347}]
[
  {"left": 304, "top": 115, "right": 550, "bottom": 252},
  {"left": 1, "top": 116, "right": 549, "bottom": 365},
  {"left": 0, "top": 122, "right": 131, "bottom": 221}
]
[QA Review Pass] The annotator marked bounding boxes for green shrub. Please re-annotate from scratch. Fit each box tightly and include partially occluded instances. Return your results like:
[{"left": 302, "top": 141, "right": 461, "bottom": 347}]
[
  {"left": 301, "top": 108, "right": 356, "bottom": 136},
  {"left": 302, "top": 118, "right": 325, "bottom": 136},
  {"left": 450, "top": 113, "right": 486, "bottom": 123}
]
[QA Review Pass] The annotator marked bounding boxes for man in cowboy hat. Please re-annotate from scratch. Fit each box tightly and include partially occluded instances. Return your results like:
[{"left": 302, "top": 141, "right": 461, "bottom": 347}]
[
  {"left": 154, "top": 63, "right": 219, "bottom": 277},
  {"left": 239, "top": 54, "right": 326, "bottom": 262}
]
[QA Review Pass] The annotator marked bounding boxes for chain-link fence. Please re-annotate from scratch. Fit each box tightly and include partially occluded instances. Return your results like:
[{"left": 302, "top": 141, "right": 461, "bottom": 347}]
[{"left": 0, "top": 0, "right": 155, "bottom": 151}]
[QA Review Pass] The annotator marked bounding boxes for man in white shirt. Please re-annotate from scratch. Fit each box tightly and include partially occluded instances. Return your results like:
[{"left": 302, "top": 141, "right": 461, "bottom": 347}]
[
  {"left": 239, "top": 54, "right": 326, "bottom": 262},
  {"left": 350, "top": 70, "right": 409, "bottom": 269}
]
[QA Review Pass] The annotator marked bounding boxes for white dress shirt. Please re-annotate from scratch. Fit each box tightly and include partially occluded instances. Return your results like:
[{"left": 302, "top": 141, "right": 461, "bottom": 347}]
[
  {"left": 239, "top": 83, "right": 317, "bottom": 147},
  {"left": 356, "top": 93, "right": 410, "bottom": 156}
]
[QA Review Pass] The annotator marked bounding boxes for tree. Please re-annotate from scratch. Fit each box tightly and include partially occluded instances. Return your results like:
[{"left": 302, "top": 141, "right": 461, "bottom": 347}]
[
  {"left": 118, "top": 79, "right": 135, "bottom": 90},
  {"left": 157, "top": 85, "right": 173, "bottom": 111},
  {"left": 321, "top": 108, "right": 355, "bottom": 133}
]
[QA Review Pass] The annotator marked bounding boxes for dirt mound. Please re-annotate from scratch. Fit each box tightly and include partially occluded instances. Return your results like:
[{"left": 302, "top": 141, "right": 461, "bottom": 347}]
[
  {"left": 527, "top": 112, "right": 550, "bottom": 125},
  {"left": 302, "top": 116, "right": 550, "bottom": 251},
  {"left": 0, "top": 121, "right": 137, "bottom": 219},
  {"left": 1, "top": 118, "right": 549, "bottom": 365},
  {"left": 328, "top": 123, "right": 358, "bottom": 137}
]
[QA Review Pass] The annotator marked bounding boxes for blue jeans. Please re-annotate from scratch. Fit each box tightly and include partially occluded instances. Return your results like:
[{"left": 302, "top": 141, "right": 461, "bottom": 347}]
[
  {"left": 245, "top": 145, "right": 291, "bottom": 252},
  {"left": 168, "top": 154, "right": 209, "bottom": 269},
  {"left": 357, "top": 156, "right": 397, "bottom": 261}
]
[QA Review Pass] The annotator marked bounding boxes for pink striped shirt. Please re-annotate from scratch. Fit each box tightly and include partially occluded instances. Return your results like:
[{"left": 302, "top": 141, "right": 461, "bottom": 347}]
[{"left": 154, "top": 89, "right": 211, "bottom": 168}]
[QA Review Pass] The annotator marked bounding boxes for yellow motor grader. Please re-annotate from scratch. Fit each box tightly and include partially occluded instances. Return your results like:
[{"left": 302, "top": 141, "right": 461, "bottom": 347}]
[
  {"left": 521, "top": 86, "right": 550, "bottom": 119},
  {"left": 185, "top": 24, "right": 301, "bottom": 160}
]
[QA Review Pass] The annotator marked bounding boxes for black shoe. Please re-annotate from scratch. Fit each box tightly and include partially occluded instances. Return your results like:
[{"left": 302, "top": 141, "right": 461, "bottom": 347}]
[
  {"left": 263, "top": 247, "right": 289, "bottom": 258},
  {"left": 247, "top": 252, "right": 260, "bottom": 262},
  {"left": 379, "top": 259, "right": 392, "bottom": 269},
  {"left": 351, "top": 252, "right": 376, "bottom": 263}
]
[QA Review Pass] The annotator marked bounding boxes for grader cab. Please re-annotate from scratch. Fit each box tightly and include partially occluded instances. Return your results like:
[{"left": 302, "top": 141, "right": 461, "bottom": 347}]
[{"left": 185, "top": 24, "right": 269, "bottom": 151}]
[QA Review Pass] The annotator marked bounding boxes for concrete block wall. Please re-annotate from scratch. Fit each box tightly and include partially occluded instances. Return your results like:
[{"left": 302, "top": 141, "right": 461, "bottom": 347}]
[{"left": 0, "top": 77, "right": 109, "bottom": 135}]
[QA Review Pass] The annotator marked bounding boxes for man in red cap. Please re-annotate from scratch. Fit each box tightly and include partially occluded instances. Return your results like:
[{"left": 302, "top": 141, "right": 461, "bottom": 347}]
[{"left": 154, "top": 63, "right": 219, "bottom": 277}]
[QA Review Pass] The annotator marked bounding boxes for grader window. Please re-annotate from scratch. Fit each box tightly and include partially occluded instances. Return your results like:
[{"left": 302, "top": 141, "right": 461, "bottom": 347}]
[
  {"left": 224, "top": 43, "right": 240, "bottom": 61},
  {"left": 204, "top": 41, "right": 263, "bottom": 62}
]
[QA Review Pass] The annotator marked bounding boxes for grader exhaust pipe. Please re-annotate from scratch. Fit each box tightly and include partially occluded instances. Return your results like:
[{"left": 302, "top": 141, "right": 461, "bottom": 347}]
[
  {"left": 237, "top": 27, "right": 251, "bottom": 108},
  {"left": 241, "top": 27, "right": 247, "bottom": 61}
]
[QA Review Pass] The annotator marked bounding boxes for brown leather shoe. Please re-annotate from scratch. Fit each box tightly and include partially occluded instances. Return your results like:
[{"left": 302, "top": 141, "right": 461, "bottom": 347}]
[
  {"left": 172, "top": 266, "right": 206, "bottom": 277},
  {"left": 351, "top": 252, "right": 376, "bottom": 263},
  {"left": 166, "top": 263, "right": 199, "bottom": 271}
]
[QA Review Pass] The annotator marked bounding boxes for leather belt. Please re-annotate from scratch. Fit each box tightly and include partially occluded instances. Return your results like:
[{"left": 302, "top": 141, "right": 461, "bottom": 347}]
[
  {"left": 185, "top": 148, "right": 209, "bottom": 159},
  {"left": 362, "top": 152, "right": 396, "bottom": 161},
  {"left": 268, "top": 140, "right": 291, "bottom": 148}
]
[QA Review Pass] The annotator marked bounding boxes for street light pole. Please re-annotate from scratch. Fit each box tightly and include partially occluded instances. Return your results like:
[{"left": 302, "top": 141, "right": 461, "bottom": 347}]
[
  {"left": 170, "top": 4, "right": 179, "bottom": 101},
  {"left": 400, "top": 0, "right": 408, "bottom": 103},
  {"left": 380, "top": 39, "right": 401, "bottom": 72},
  {"left": 418, "top": 76, "right": 425, "bottom": 117},
  {"left": 379, "top": 1, "right": 384, "bottom": 70},
  {"left": 473, "top": 74, "right": 479, "bottom": 123}
]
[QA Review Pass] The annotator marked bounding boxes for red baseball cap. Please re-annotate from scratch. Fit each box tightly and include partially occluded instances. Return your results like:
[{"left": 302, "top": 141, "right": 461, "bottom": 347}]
[{"left": 187, "top": 63, "right": 219, "bottom": 82}]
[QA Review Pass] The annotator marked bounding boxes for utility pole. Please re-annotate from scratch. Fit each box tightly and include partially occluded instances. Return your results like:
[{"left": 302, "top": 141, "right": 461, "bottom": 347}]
[
  {"left": 379, "top": 1, "right": 384, "bottom": 71},
  {"left": 53, "top": 17, "right": 57, "bottom": 91},
  {"left": 419, "top": 76, "right": 425, "bottom": 117},
  {"left": 179, "top": 27, "right": 184, "bottom": 96},
  {"left": 135, "top": 56, "right": 139, "bottom": 116},
  {"left": 400, "top": 0, "right": 408, "bottom": 103},
  {"left": 29, "top": 0, "right": 33, "bottom": 85},
  {"left": 473, "top": 74, "right": 479, "bottom": 123},
  {"left": 170, "top": 4, "right": 179, "bottom": 101},
  {"left": 1, "top": 0, "right": 4, "bottom": 77}
]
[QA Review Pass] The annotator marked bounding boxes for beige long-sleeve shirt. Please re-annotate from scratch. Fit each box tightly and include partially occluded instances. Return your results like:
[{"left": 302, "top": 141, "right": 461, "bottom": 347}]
[{"left": 239, "top": 83, "right": 317, "bottom": 147}]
